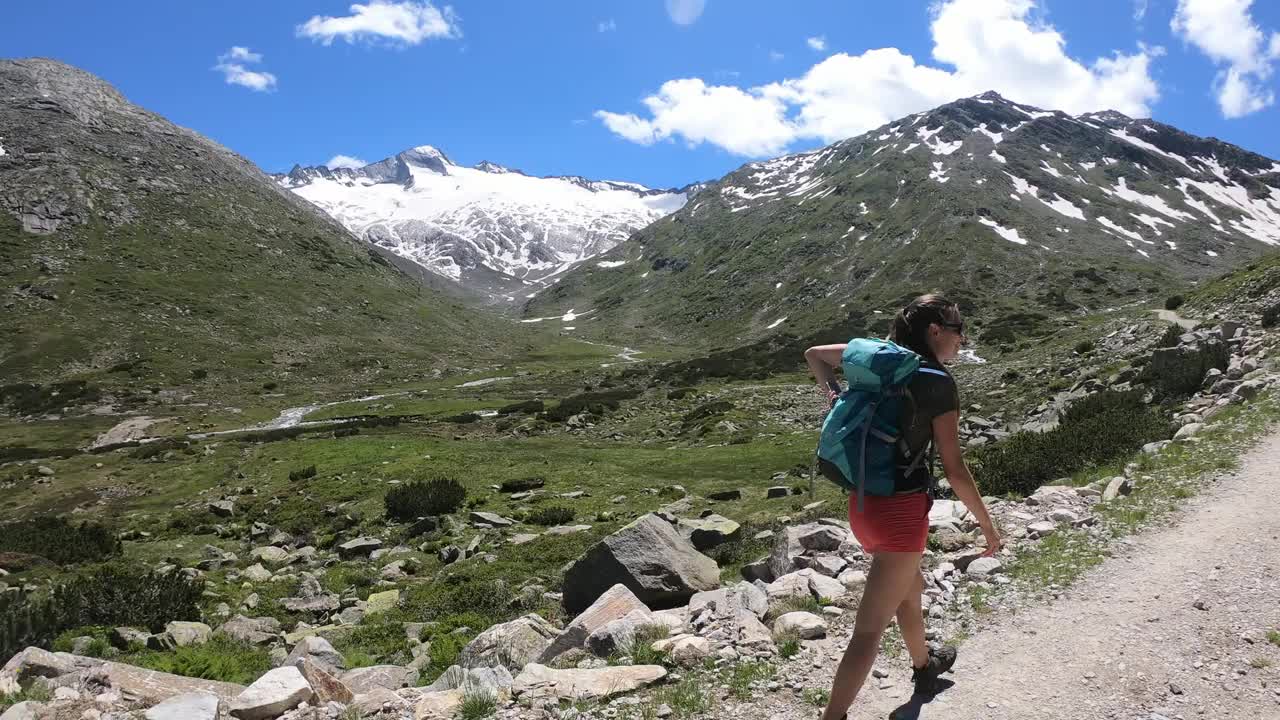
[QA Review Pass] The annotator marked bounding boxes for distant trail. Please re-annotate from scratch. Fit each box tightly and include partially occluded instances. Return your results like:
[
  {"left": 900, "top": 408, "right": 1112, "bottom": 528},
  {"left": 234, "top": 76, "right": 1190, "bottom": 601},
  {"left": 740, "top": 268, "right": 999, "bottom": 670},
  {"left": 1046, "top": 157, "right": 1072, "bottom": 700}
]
[{"left": 750, "top": 431, "right": 1280, "bottom": 720}]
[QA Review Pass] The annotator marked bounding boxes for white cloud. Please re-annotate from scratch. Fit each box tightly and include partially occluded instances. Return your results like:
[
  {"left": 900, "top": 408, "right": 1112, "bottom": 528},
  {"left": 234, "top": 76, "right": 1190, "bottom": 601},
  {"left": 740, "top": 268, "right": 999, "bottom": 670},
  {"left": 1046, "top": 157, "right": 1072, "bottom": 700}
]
[
  {"left": 665, "top": 0, "right": 706, "bottom": 26},
  {"left": 326, "top": 154, "right": 368, "bottom": 169},
  {"left": 213, "top": 47, "right": 277, "bottom": 92},
  {"left": 807, "top": 36, "right": 827, "bottom": 52},
  {"left": 1133, "top": 0, "right": 1149, "bottom": 21},
  {"left": 298, "top": 0, "right": 460, "bottom": 46},
  {"left": 769, "top": 50, "right": 785, "bottom": 62},
  {"left": 597, "top": 0, "right": 1160, "bottom": 156},
  {"left": 1172, "top": 0, "right": 1280, "bottom": 117},
  {"left": 598, "top": 18, "right": 617, "bottom": 33}
]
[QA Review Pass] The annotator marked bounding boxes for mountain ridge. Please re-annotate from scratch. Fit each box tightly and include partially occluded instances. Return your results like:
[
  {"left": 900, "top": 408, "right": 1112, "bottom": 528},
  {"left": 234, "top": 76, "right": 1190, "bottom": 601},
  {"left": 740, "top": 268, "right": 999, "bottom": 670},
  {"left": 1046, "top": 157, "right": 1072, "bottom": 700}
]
[
  {"left": 273, "top": 146, "right": 698, "bottom": 302},
  {"left": 522, "top": 91, "right": 1280, "bottom": 349}
]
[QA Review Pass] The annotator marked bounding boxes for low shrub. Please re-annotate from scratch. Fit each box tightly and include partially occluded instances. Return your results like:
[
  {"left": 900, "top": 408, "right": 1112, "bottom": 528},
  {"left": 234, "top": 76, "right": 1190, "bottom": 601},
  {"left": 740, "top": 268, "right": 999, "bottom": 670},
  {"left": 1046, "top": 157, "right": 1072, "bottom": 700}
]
[
  {"left": 545, "top": 389, "right": 640, "bottom": 422},
  {"left": 0, "top": 517, "right": 120, "bottom": 565},
  {"left": 1164, "top": 294, "right": 1185, "bottom": 311},
  {"left": 1263, "top": 303, "right": 1280, "bottom": 328},
  {"left": 970, "top": 391, "right": 1172, "bottom": 496},
  {"left": 497, "top": 400, "right": 544, "bottom": 415},
  {"left": 1073, "top": 339, "right": 1094, "bottom": 354},
  {"left": 0, "top": 381, "right": 101, "bottom": 415},
  {"left": 385, "top": 477, "right": 467, "bottom": 521},
  {"left": 1157, "top": 323, "right": 1184, "bottom": 348},
  {"left": 525, "top": 506, "right": 575, "bottom": 527},
  {"left": 128, "top": 636, "right": 270, "bottom": 684},
  {"left": 444, "top": 412, "right": 480, "bottom": 424},
  {"left": 0, "top": 566, "right": 203, "bottom": 661},
  {"left": 288, "top": 465, "right": 317, "bottom": 482}
]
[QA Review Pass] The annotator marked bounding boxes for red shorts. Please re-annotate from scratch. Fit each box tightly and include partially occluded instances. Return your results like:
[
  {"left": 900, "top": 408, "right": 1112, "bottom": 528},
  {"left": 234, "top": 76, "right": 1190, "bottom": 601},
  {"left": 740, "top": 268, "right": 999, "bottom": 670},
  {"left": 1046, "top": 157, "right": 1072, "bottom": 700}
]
[{"left": 847, "top": 492, "right": 932, "bottom": 554}]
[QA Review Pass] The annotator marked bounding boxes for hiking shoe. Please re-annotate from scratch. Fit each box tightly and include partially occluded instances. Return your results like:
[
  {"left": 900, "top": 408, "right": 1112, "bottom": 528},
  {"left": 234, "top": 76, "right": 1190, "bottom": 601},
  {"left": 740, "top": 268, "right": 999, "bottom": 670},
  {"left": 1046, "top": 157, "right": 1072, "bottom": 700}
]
[{"left": 911, "top": 646, "right": 958, "bottom": 695}]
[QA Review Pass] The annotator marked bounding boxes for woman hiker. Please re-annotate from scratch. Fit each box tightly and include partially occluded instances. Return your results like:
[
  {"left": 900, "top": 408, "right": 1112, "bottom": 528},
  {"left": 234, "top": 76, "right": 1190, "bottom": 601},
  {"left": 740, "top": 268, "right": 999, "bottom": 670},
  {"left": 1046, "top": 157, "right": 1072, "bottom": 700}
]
[{"left": 803, "top": 294, "right": 1002, "bottom": 719}]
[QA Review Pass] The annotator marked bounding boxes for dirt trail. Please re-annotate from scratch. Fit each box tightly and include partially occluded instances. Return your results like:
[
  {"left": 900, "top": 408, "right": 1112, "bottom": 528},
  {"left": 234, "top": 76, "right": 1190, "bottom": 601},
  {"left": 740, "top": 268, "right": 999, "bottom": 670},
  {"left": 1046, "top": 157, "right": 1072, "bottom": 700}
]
[{"left": 757, "top": 432, "right": 1280, "bottom": 720}]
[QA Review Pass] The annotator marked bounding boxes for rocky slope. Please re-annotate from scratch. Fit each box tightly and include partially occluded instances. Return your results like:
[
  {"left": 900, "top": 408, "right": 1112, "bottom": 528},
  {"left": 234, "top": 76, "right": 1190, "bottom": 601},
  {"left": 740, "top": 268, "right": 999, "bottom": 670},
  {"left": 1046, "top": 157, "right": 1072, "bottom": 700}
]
[
  {"left": 525, "top": 92, "right": 1280, "bottom": 348},
  {"left": 274, "top": 150, "right": 691, "bottom": 302},
  {"left": 0, "top": 59, "right": 527, "bottom": 399}
]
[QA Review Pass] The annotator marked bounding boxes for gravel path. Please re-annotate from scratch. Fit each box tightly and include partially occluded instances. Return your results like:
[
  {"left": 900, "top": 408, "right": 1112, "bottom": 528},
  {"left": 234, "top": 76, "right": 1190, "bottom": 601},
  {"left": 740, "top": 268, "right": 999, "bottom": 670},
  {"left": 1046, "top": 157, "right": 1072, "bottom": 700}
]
[{"left": 743, "top": 431, "right": 1280, "bottom": 720}]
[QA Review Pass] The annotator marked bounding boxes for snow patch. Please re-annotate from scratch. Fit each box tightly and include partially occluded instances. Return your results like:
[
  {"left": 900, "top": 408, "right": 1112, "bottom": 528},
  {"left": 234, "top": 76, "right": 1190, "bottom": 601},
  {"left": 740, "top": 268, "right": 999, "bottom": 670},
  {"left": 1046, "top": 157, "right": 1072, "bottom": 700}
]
[
  {"left": 766, "top": 317, "right": 788, "bottom": 329},
  {"left": 1206, "top": 250, "right": 1219, "bottom": 257},
  {"left": 989, "top": 150, "right": 1007, "bottom": 164},
  {"left": 1079, "top": 161, "right": 1097, "bottom": 170},
  {"left": 1040, "top": 161, "right": 1062, "bottom": 179},
  {"left": 859, "top": 202, "right": 869, "bottom": 215},
  {"left": 978, "top": 217, "right": 1028, "bottom": 245},
  {"left": 1044, "top": 195, "right": 1085, "bottom": 221},
  {"left": 596, "top": 260, "right": 627, "bottom": 268},
  {"left": 975, "top": 124, "right": 1003, "bottom": 144},
  {"left": 1111, "top": 177, "right": 1194, "bottom": 221},
  {"left": 1132, "top": 213, "right": 1174, "bottom": 234},
  {"left": 1097, "top": 216, "right": 1144, "bottom": 240},
  {"left": 929, "top": 162, "right": 950, "bottom": 183},
  {"left": 1109, "top": 129, "right": 1195, "bottom": 171}
]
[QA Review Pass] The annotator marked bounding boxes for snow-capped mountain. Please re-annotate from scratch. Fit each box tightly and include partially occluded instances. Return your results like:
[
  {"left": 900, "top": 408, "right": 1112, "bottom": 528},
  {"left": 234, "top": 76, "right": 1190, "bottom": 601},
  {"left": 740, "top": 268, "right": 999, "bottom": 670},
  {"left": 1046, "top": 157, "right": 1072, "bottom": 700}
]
[
  {"left": 525, "top": 91, "right": 1280, "bottom": 346},
  {"left": 273, "top": 146, "right": 691, "bottom": 301}
]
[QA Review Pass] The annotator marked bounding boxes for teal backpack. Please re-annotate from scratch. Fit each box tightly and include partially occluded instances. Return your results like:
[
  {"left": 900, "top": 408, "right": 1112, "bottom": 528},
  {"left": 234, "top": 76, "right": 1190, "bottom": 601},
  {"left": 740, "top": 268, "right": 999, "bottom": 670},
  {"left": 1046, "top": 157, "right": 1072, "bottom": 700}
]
[{"left": 816, "top": 338, "right": 947, "bottom": 511}]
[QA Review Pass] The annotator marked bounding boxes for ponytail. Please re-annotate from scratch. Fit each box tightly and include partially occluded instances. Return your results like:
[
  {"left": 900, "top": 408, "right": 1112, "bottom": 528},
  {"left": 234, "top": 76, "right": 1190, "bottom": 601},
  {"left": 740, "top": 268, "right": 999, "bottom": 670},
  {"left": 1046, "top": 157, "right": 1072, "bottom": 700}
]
[{"left": 889, "top": 293, "right": 958, "bottom": 365}]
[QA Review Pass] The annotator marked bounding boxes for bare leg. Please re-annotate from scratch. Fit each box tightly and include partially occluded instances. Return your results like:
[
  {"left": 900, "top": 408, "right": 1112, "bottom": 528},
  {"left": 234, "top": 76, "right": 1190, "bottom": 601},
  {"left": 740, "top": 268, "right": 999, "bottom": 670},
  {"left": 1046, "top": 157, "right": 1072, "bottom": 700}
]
[
  {"left": 820, "top": 552, "right": 924, "bottom": 720},
  {"left": 895, "top": 571, "right": 929, "bottom": 668}
]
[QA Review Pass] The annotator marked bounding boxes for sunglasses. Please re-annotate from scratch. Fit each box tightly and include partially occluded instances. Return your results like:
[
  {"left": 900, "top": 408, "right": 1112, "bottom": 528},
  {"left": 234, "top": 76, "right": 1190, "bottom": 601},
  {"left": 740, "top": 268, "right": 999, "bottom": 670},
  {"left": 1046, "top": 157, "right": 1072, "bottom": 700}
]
[{"left": 939, "top": 320, "right": 966, "bottom": 335}]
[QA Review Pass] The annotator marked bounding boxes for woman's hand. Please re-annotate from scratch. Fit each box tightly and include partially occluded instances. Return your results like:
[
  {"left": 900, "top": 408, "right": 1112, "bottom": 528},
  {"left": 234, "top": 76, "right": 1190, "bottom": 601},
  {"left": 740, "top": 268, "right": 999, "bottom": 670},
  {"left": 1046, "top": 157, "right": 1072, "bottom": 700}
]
[{"left": 979, "top": 523, "right": 1002, "bottom": 557}]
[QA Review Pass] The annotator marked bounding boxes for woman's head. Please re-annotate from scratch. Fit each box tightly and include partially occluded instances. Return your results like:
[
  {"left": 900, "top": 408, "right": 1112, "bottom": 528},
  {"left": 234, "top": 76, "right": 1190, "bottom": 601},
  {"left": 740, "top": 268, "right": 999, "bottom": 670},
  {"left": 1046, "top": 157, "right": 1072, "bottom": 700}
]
[{"left": 890, "top": 294, "right": 966, "bottom": 363}]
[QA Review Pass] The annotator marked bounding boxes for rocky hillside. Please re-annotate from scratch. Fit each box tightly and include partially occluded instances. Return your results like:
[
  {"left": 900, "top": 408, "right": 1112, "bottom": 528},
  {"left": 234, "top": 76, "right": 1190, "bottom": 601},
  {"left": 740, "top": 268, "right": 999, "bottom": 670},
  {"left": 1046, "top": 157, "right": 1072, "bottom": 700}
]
[
  {"left": 274, "top": 150, "right": 691, "bottom": 303},
  {"left": 0, "top": 59, "right": 529, "bottom": 402},
  {"left": 525, "top": 92, "right": 1280, "bottom": 348}
]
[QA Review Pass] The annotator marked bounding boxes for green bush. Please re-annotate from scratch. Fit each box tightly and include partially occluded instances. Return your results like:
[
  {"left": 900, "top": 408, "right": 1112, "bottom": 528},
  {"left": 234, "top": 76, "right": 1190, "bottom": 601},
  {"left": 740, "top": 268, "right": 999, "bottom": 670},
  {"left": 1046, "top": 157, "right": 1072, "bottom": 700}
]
[
  {"left": 970, "top": 391, "right": 1172, "bottom": 496},
  {"left": 1073, "top": 339, "right": 1094, "bottom": 354},
  {"left": 545, "top": 389, "right": 640, "bottom": 422},
  {"left": 422, "top": 631, "right": 470, "bottom": 682},
  {"left": 0, "top": 566, "right": 203, "bottom": 662},
  {"left": 129, "top": 636, "right": 270, "bottom": 684},
  {"left": 0, "top": 381, "right": 101, "bottom": 415},
  {"left": 0, "top": 517, "right": 120, "bottom": 565},
  {"left": 1263, "top": 303, "right": 1280, "bottom": 328},
  {"left": 525, "top": 506, "right": 575, "bottom": 527},
  {"left": 1164, "top": 294, "right": 1185, "bottom": 311},
  {"left": 385, "top": 477, "right": 467, "bottom": 521},
  {"left": 497, "top": 400, "right": 544, "bottom": 415},
  {"left": 1157, "top": 323, "right": 1184, "bottom": 348},
  {"left": 288, "top": 465, "right": 317, "bottom": 482}
]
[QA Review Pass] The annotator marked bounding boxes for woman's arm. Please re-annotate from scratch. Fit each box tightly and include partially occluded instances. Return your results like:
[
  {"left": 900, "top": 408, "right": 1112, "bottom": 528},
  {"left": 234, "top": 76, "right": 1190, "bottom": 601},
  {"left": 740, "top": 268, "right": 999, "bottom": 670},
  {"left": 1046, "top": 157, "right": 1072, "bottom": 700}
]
[
  {"left": 932, "top": 410, "right": 1002, "bottom": 556},
  {"left": 804, "top": 344, "right": 846, "bottom": 406}
]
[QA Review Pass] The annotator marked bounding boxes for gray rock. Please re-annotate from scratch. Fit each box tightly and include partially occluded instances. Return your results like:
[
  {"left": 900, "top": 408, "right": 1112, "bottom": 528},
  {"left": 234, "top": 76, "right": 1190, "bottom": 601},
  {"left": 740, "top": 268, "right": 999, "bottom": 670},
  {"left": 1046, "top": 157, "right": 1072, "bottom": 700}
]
[
  {"left": 289, "top": 657, "right": 352, "bottom": 705},
  {"left": 0, "top": 702, "right": 40, "bottom": 720},
  {"left": 229, "top": 666, "right": 312, "bottom": 720},
  {"left": 561, "top": 513, "right": 720, "bottom": 613},
  {"left": 469, "top": 511, "right": 515, "bottom": 527},
  {"left": 336, "top": 537, "right": 382, "bottom": 559},
  {"left": 250, "top": 547, "right": 288, "bottom": 566},
  {"left": 766, "top": 486, "right": 789, "bottom": 499},
  {"left": 1147, "top": 337, "right": 1229, "bottom": 396},
  {"left": 425, "top": 664, "right": 513, "bottom": 696},
  {"left": 110, "top": 626, "right": 151, "bottom": 650},
  {"left": 773, "top": 611, "right": 827, "bottom": 639},
  {"left": 676, "top": 514, "right": 741, "bottom": 551},
  {"left": 284, "top": 636, "right": 345, "bottom": 673},
  {"left": 217, "top": 616, "right": 281, "bottom": 646},
  {"left": 539, "top": 584, "right": 652, "bottom": 663},
  {"left": 145, "top": 692, "right": 221, "bottom": 720},
  {"left": 438, "top": 544, "right": 463, "bottom": 564},
  {"left": 966, "top": 556, "right": 1004, "bottom": 577},
  {"left": 242, "top": 564, "right": 273, "bottom": 583},
  {"left": 165, "top": 621, "right": 212, "bottom": 647},
  {"left": 339, "top": 665, "right": 418, "bottom": 694},
  {"left": 1027, "top": 521, "right": 1057, "bottom": 538},
  {"left": 1234, "top": 379, "right": 1267, "bottom": 400},
  {"left": 512, "top": 663, "right": 667, "bottom": 702},
  {"left": 350, "top": 688, "right": 410, "bottom": 716},
  {"left": 707, "top": 489, "right": 742, "bottom": 501},
  {"left": 208, "top": 500, "right": 235, "bottom": 517},
  {"left": 459, "top": 614, "right": 561, "bottom": 672},
  {"left": 586, "top": 608, "right": 656, "bottom": 657},
  {"left": 1103, "top": 476, "right": 1133, "bottom": 502},
  {"left": 1174, "top": 423, "right": 1205, "bottom": 440}
]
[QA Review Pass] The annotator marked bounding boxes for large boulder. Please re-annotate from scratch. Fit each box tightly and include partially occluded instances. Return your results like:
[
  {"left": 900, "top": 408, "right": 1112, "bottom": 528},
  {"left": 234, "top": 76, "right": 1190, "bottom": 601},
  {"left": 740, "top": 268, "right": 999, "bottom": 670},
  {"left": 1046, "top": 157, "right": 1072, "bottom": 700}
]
[
  {"left": 562, "top": 513, "right": 720, "bottom": 613},
  {"left": 585, "top": 608, "right": 656, "bottom": 657},
  {"left": 774, "top": 612, "right": 827, "bottom": 639},
  {"left": 538, "top": 584, "right": 651, "bottom": 664},
  {"left": 765, "top": 570, "right": 846, "bottom": 602},
  {"left": 339, "top": 665, "right": 418, "bottom": 694},
  {"left": 284, "top": 636, "right": 346, "bottom": 674},
  {"left": 687, "top": 583, "right": 773, "bottom": 649},
  {"left": 337, "top": 537, "right": 383, "bottom": 559},
  {"left": 676, "top": 514, "right": 741, "bottom": 551},
  {"left": 413, "top": 689, "right": 464, "bottom": 719},
  {"left": 459, "top": 614, "right": 560, "bottom": 672},
  {"left": 424, "top": 664, "right": 514, "bottom": 697},
  {"left": 512, "top": 663, "right": 667, "bottom": 702},
  {"left": 1147, "top": 335, "right": 1229, "bottom": 396},
  {"left": 767, "top": 522, "right": 851, "bottom": 580},
  {"left": 229, "top": 666, "right": 312, "bottom": 720},
  {"left": 217, "top": 616, "right": 281, "bottom": 646},
  {"left": 289, "top": 657, "right": 353, "bottom": 705},
  {"left": 164, "top": 621, "right": 212, "bottom": 648},
  {"left": 143, "top": 693, "right": 222, "bottom": 720}
]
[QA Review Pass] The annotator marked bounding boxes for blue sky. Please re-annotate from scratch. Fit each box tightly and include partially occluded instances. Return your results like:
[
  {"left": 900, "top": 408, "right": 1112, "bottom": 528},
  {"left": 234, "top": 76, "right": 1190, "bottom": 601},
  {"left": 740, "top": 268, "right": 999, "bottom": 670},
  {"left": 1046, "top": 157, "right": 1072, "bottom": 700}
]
[{"left": 6, "top": 1, "right": 1280, "bottom": 188}]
